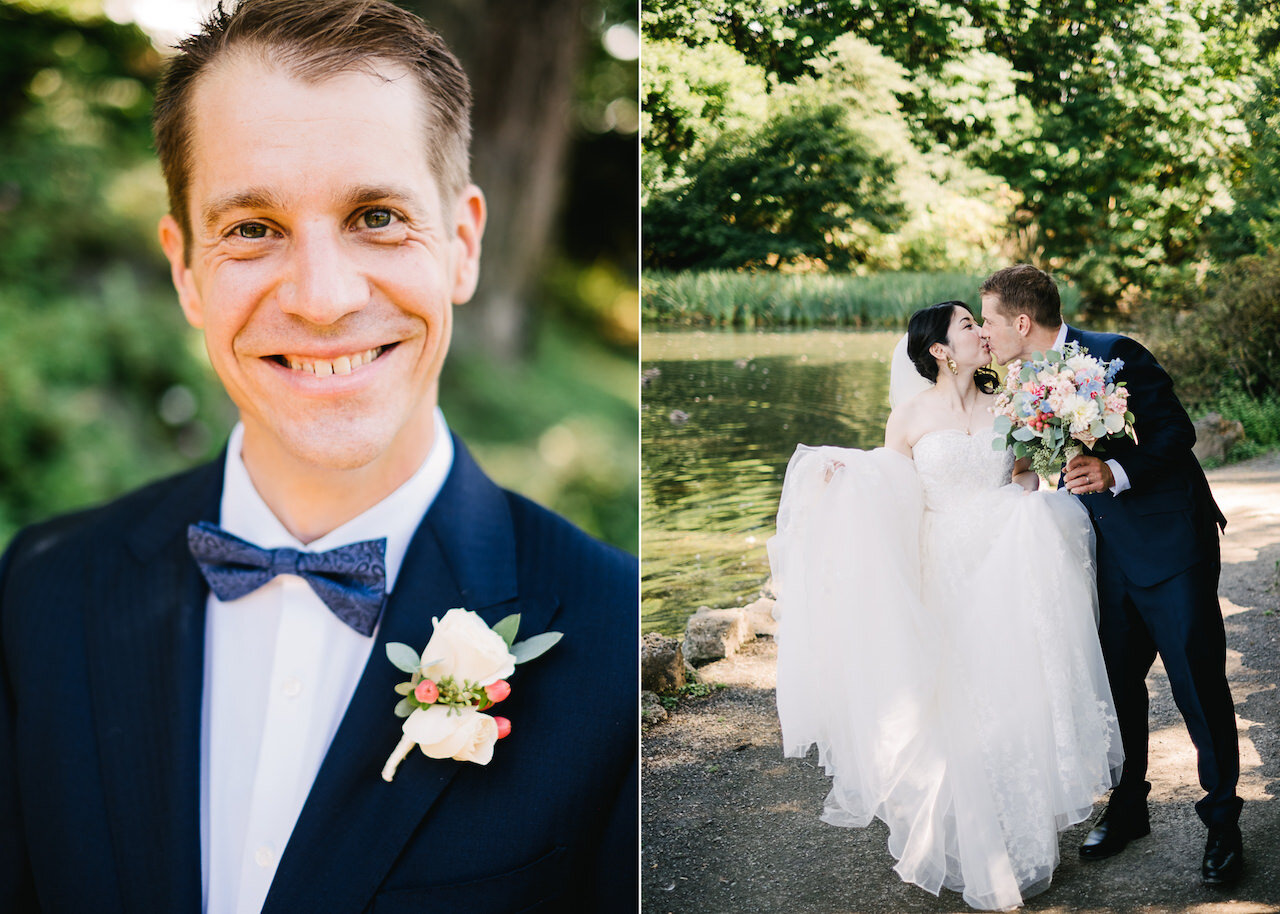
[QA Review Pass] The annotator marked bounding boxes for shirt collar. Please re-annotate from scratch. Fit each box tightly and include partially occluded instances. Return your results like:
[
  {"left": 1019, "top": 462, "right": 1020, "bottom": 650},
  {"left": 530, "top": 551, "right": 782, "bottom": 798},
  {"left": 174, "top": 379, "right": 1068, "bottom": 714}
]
[
  {"left": 1053, "top": 323, "right": 1069, "bottom": 349},
  {"left": 218, "top": 408, "right": 454, "bottom": 591}
]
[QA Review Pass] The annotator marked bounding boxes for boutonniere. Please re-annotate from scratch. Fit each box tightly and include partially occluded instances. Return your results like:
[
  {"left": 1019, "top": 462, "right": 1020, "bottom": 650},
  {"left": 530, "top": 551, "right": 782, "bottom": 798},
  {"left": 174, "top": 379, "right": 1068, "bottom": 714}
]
[{"left": 380, "top": 608, "right": 562, "bottom": 781}]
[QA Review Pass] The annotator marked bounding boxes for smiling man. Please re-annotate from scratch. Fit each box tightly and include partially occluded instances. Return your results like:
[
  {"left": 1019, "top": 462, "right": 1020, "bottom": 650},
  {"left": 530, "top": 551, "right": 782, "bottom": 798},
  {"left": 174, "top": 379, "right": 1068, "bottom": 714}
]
[{"left": 0, "top": 2, "right": 637, "bottom": 912}]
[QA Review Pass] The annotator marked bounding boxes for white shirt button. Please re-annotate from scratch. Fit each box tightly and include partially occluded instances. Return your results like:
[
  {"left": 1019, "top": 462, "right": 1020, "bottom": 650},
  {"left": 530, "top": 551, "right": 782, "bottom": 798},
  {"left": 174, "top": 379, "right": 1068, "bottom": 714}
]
[
  {"left": 282, "top": 678, "right": 303, "bottom": 698},
  {"left": 254, "top": 845, "right": 274, "bottom": 868}
]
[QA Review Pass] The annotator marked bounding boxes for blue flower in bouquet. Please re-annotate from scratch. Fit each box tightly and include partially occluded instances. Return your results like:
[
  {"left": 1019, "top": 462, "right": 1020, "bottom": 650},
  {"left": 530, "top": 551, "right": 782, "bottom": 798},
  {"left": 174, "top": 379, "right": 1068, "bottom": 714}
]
[
  {"left": 1078, "top": 378, "right": 1105, "bottom": 399},
  {"left": 1104, "top": 359, "right": 1124, "bottom": 382}
]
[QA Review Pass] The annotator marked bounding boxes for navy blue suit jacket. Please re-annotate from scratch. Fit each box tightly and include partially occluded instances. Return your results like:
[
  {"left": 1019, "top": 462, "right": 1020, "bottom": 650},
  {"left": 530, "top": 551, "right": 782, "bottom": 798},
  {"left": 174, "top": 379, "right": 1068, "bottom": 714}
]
[
  {"left": 0, "top": 435, "right": 638, "bottom": 913},
  {"left": 1065, "top": 326, "right": 1224, "bottom": 585}
]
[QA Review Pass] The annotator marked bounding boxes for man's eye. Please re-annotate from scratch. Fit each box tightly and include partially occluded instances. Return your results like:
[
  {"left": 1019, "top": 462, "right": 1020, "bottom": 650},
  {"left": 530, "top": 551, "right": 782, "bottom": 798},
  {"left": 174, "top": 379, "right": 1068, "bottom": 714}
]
[
  {"left": 234, "top": 223, "right": 269, "bottom": 239},
  {"left": 361, "top": 209, "right": 394, "bottom": 229}
]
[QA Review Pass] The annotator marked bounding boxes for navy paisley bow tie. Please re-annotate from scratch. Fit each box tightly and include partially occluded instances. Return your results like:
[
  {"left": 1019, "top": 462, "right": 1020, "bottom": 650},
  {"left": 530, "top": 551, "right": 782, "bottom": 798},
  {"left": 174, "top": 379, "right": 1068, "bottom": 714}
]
[{"left": 187, "top": 521, "right": 387, "bottom": 636}]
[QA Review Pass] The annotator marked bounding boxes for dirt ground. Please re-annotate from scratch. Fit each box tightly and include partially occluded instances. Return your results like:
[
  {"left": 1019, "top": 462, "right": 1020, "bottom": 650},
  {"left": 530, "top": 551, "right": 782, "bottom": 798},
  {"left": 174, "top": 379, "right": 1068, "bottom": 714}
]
[{"left": 642, "top": 451, "right": 1280, "bottom": 914}]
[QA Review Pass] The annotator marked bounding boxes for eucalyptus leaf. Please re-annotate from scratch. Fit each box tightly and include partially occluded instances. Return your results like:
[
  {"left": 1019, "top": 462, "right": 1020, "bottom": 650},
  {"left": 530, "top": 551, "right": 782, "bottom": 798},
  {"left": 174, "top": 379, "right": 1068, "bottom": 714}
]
[
  {"left": 394, "top": 682, "right": 414, "bottom": 696},
  {"left": 1012, "top": 425, "right": 1037, "bottom": 441},
  {"left": 511, "top": 631, "right": 564, "bottom": 664},
  {"left": 1090, "top": 419, "right": 1106, "bottom": 438},
  {"left": 394, "top": 697, "right": 416, "bottom": 718},
  {"left": 992, "top": 415, "right": 1012, "bottom": 434},
  {"left": 1046, "top": 349, "right": 1062, "bottom": 364},
  {"left": 386, "top": 642, "right": 421, "bottom": 674},
  {"left": 991, "top": 437, "right": 1007, "bottom": 452},
  {"left": 1019, "top": 364, "right": 1035, "bottom": 383},
  {"left": 1014, "top": 441, "right": 1028, "bottom": 458},
  {"left": 492, "top": 613, "right": 521, "bottom": 647}
]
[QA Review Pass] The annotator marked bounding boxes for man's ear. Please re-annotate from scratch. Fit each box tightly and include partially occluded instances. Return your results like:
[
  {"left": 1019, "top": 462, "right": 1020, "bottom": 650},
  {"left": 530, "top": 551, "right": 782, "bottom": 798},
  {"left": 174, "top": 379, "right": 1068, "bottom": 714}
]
[
  {"left": 1016, "top": 313, "right": 1032, "bottom": 336},
  {"left": 449, "top": 184, "right": 486, "bottom": 305},
  {"left": 158, "top": 214, "right": 204, "bottom": 328}
]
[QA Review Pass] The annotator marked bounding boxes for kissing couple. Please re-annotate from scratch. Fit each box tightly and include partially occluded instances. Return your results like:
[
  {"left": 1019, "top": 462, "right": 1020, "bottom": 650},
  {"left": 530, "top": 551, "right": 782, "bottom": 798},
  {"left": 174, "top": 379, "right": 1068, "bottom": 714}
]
[{"left": 769, "top": 264, "right": 1242, "bottom": 909}]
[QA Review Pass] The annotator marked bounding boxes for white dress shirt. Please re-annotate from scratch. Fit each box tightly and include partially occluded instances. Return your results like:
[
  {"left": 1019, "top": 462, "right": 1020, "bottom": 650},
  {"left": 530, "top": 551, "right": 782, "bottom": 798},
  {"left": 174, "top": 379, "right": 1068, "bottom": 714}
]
[
  {"left": 200, "top": 410, "right": 454, "bottom": 914},
  {"left": 1052, "top": 323, "right": 1129, "bottom": 494}
]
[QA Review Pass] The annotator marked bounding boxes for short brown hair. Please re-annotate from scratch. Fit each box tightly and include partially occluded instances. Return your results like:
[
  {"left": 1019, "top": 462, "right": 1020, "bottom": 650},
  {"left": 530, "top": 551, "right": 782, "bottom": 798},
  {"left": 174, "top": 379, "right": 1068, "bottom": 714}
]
[
  {"left": 153, "top": 0, "right": 472, "bottom": 245},
  {"left": 979, "top": 264, "right": 1062, "bottom": 327}
]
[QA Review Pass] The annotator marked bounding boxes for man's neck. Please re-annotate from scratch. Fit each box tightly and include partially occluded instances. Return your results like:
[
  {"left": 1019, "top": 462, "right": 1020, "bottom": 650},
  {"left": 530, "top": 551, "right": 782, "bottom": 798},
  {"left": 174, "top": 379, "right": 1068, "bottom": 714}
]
[
  {"left": 238, "top": 419, "right": 437, "bottom": 545},
  {"left": 1022, "top": 322, "right": 1064, "bottom": 359}
]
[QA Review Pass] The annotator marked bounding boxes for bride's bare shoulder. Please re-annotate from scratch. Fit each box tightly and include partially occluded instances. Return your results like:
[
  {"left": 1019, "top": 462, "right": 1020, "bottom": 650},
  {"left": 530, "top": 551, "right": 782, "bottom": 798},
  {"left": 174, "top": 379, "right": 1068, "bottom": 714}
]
[{"left": 885, "top": 390, "right": 934, "bottom": 454}]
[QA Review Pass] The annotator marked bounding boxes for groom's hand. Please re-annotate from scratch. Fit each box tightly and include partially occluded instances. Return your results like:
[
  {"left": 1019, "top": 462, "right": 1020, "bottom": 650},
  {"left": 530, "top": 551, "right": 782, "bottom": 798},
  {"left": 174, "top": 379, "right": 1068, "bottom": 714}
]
[{"left": 1064, "top": 455, "right": 1114, "bottom": 495}]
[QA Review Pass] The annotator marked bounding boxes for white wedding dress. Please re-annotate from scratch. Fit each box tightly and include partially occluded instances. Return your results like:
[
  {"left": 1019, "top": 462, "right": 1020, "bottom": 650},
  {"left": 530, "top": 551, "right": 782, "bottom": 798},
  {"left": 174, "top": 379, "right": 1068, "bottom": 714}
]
[{"left": 769, "top": 430, "right": 1123, "bottom": 911}]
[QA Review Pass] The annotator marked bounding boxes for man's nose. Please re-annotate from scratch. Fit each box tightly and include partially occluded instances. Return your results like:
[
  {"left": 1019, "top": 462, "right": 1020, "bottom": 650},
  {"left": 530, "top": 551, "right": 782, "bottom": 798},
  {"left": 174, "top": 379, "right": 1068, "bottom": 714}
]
[{"left": 277, "top": 227, "right": 369, "bottom": 324}]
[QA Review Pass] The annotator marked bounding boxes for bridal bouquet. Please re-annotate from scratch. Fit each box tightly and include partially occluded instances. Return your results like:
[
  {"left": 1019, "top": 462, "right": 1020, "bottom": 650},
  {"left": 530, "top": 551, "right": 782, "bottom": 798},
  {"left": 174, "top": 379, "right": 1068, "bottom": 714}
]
[{"left": 990, "top": 342, "right": 1136, "bottom": 478}]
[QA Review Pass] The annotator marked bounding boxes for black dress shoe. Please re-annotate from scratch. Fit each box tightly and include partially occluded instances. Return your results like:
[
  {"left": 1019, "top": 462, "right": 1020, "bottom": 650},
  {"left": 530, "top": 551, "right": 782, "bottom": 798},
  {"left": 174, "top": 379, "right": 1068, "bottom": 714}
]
[
  {"left": 1079, "top": 806, "right": 1151, "bottom": 860},
  {"left": 1202, "top": 824, "right": 1243, "bottom": 886}
]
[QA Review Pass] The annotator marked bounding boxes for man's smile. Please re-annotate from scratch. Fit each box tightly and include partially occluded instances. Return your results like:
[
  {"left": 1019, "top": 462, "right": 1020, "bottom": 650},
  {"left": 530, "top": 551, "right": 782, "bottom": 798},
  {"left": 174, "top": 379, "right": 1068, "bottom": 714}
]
[{"left": 267, "top": 343, "right": 395, "bottom": 376}]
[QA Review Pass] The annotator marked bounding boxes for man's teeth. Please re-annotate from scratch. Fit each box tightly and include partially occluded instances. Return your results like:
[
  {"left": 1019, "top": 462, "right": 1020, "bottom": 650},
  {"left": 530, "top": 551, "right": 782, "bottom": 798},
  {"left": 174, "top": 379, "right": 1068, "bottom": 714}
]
[{"left": 284, "top": 347, "right": 383, "bottom": 376}]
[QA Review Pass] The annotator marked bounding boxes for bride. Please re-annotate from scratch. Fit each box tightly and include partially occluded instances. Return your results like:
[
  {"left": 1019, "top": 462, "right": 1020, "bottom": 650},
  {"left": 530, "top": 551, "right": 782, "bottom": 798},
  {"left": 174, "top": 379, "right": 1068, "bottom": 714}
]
[{"left": 769, "top": 301, "right": 1123, "bottom": 910}]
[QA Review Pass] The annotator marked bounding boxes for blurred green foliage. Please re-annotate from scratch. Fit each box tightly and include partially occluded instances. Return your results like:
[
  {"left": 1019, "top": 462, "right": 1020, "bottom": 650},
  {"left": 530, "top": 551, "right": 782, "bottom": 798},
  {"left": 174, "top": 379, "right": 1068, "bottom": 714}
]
[{"left": 0, "top": 0, "right": 637, "bottom": 554}]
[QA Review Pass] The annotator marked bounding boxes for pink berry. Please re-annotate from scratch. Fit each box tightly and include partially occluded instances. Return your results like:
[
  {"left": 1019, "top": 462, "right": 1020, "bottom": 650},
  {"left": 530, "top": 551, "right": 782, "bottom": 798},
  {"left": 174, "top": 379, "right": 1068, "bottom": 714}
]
[
  {"left": 494, "top": 716, "right": 512, "bottom": 739},
  {"left": 484, "top": 680, "right": 511, "bottom": 704},
  {"left": 414, "top": 679, "right": 439, "bottom": 704}
]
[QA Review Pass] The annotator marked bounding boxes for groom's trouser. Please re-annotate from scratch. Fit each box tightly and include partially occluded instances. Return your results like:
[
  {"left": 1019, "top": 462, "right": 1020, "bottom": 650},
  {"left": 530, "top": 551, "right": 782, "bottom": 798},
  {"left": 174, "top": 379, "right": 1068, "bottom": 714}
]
[{"left": 1096, "top": 548, "right": 1242, "bottom": 828}]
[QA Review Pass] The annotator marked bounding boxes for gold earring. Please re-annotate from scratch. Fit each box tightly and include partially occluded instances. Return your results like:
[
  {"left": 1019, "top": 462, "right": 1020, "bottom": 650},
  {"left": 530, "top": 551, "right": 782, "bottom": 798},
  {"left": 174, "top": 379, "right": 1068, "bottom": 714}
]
[{"left": 946, "top": 356, "right": 958, "bottom": 375}]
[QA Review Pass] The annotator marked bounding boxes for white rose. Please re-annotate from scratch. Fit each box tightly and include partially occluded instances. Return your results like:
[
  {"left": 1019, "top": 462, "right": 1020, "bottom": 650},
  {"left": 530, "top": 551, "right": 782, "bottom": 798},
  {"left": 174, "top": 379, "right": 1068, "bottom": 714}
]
[
  {"left": 1066, "top": 354, "right": 1092, "bottom": 374},
  {"left": 403, "top": 705, "right": 499, "bottom": 765},
  {"left": 1067, "top": 399, "right": 1100, "bottom": 434},
  {"left": 419, "top": 608, "right": 516, "bottom": 686}
]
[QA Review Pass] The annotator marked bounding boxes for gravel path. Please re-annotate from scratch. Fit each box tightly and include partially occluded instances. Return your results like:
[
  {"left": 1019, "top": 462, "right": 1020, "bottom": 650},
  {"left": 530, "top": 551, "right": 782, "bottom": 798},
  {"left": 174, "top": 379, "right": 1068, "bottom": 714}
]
[{"left": 642, "top": 451, "right": 1280, "bottom": 914}]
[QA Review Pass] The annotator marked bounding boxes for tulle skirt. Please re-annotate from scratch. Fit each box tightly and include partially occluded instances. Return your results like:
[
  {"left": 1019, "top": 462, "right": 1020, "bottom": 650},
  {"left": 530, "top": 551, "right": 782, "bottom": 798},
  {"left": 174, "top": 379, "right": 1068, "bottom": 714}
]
[{"left": 769, "top": 446, "right": 1122, "bottom": 911}]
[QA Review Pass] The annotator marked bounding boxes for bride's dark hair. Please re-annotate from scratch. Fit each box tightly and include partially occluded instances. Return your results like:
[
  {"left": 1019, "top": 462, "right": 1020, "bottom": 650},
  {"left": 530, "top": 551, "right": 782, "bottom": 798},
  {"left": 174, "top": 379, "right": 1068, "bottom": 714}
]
[{"left": 906, "top": 301, "right": 999, "bottom": 393}]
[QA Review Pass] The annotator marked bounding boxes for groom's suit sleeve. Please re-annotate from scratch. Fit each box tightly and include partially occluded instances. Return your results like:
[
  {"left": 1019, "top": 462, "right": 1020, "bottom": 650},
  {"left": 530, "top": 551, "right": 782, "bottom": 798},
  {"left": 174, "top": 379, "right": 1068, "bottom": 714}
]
[
  {"left": 1108, "top": 335, "right": 1197, "bottom": 493},
  {"left": 0, "top": 537, "right": 39, "bottom": 913}
]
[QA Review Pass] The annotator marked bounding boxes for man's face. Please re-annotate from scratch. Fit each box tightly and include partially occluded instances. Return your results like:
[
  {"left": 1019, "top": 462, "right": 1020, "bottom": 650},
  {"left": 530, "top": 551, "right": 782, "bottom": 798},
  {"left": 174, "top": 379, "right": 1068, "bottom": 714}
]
[
  {"left": 979, "top": 293, "right": 1024, "bottom": 366},
  {"left": 159, "top": 55, "right": 484, "bottom": 475}
]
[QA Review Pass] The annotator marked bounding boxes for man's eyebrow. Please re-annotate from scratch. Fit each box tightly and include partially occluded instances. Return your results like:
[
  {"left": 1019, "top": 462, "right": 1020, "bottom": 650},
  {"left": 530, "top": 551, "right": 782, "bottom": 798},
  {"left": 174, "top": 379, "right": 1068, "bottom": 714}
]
[
  {"left": 201, "top": 187, "right": 287, "bottom": 234},
  {"left": 345, "top": 184, "right": 419, "bottom": 207}
]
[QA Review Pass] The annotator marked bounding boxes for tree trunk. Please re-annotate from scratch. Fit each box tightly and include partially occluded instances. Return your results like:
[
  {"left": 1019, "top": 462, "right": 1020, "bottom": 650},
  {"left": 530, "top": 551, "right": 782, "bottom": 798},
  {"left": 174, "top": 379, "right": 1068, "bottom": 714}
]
[{"left": 401, "top": 0, "right": 589, "bottom": 361}]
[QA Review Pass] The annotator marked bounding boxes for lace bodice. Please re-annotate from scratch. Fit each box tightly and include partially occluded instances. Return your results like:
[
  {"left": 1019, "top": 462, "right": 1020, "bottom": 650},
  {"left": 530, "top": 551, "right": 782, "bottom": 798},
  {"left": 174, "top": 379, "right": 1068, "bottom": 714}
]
[{"left": 913, "top": 429, "right": 1015, "bottom": 512}]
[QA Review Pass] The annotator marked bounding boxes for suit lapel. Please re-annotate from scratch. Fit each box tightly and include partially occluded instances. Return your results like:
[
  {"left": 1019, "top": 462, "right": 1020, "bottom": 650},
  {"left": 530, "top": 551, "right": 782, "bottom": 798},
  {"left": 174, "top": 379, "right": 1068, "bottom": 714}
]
[
  {"left": 86, "top": 459, "right": 223, "bottom": 914},
  {"left": 262, "top": 439, "right": 560, "bottom": 914}
]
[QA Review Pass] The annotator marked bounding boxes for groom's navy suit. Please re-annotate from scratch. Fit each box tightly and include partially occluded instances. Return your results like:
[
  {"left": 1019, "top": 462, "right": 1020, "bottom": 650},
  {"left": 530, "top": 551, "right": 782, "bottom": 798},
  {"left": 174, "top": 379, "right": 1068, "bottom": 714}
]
[
  {"left": 1065, "top": 326, "right": 1239, "bottom": 827},
  {"left": 0, "top": 436, "right": 637, "bottom": 913}
]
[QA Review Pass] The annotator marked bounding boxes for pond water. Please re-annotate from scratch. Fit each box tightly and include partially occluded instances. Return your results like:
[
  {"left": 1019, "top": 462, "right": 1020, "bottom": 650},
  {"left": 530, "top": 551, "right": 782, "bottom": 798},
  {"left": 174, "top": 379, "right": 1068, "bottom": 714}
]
[{"left": 642, "top": 329, "right": 902, "bottom": 636}]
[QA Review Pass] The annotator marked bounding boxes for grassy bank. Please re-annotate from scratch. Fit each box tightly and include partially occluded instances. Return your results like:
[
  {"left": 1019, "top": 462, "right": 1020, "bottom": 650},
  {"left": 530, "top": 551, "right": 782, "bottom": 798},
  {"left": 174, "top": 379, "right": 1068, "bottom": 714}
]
[{"left": 642, "top": 270, "right": 1082, "bottom": 328}]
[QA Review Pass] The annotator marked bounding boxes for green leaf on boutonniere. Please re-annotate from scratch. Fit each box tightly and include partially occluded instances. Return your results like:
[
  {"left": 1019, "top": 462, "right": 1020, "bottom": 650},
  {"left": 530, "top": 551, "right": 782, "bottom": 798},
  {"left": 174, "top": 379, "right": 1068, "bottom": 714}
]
[
  {"left": 386, "top": 642, "right": 421, "bottom": 674},
  {"left": 511, "top": 631, "right": 563, "bottom": 664},
  {"left": 394, "top": 681, "right": 414, "bottom": 696},
  {"left": 492, "top": 613, "right": 521, "bottom": 647},
  {"left": 394, "top": 697, "right": 416, "bottom": 718}
]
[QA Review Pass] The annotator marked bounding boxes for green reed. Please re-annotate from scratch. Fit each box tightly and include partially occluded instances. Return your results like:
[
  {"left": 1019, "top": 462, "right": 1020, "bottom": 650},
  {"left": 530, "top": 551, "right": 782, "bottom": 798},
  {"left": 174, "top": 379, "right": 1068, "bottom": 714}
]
[{"left": 642, "top": 270, "right": 1082, "bottom": 328}]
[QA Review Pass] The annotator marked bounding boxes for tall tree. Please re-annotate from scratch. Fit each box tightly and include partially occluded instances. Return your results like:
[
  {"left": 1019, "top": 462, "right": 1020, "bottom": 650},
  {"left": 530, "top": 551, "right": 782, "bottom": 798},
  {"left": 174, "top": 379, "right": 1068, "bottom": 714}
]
[{"left": 403, "top": 0, "right": 591, "bottom": 360}]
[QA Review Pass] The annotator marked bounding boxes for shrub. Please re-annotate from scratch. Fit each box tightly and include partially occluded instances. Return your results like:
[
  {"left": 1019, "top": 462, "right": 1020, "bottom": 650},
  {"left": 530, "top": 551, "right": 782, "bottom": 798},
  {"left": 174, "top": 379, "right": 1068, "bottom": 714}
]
[{"left": 1146, "top": 255, "right": 1280, "bottom": 409}]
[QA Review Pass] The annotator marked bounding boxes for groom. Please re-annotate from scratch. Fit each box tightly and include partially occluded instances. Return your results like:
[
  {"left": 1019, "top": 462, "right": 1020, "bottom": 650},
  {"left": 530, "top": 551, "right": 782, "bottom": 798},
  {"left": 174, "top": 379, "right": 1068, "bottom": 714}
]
[
  {"left": 0, "top": 2, "right": 636, "bottom": 912},
  {"left": 978, "top": 264, "right": 1242, "bottom": 886}
]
